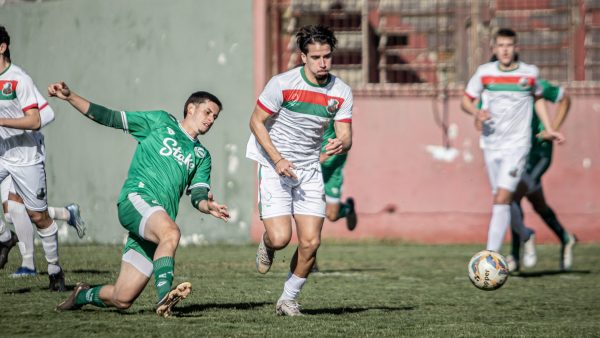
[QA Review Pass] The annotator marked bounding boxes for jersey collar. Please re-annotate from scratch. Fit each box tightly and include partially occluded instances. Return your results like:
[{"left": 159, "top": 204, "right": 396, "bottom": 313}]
[
  {"left": 0, "top": 63, "right": 12, "bottom": 77},
  {"left": 177, "top": 121, "right": 198, "bottom": 143},
  {"left": 496, "top": 61, "right": 520, "bottom": 72},
  {"left": 300, "top": 67, "right": 331, "bottom": 87}
]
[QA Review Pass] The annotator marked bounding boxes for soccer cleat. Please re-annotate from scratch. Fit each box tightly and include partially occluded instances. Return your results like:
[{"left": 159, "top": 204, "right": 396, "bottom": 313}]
[
  {"left": 345, "top": 198, "right": 358, "bottom": 231},
  {"left": 522, "top": 233, "right": 537, "bottom": 268},
  {"left": 56, "top": 282, "right": 91, "bottom": 311},
  {"left": 49, "top": 269, "right": 66, "bottom": 292},
  {"left": 256, "top": 235, "right": 275, "bottom": 274},
  {"left": 10, "top": 266, "right": 37, "bottom": 277},
  {"left": 560, "top": 233, "right": 577, "bottom": 271},
  {"left": 66, "top": 203, "right": 87, "bottom": 239},
  {"left": 311, "top": 260, "right": 320, "bottom": 273},
  {"left": 0, "top": 231, "right": 19, "bottom": 269},
  {"left": 276, "top": 299, "right": 303, "bottom": 316},
  {"left": 505, "top": 255, "right": 519, "bottom": 272},
  {"left": 156, "top": 282, "right": 192, "bottom": 317}
]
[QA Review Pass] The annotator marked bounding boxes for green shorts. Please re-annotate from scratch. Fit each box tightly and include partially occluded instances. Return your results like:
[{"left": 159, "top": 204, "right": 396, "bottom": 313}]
[
  {"left": 118, "top": 192, "right": 166, "bottom": 276},
  {"left": 321, "top": 153, "right": 347, "bottom": 203},
  {"left": 522, "top": 141, "right": 553, "bottom": 192}
]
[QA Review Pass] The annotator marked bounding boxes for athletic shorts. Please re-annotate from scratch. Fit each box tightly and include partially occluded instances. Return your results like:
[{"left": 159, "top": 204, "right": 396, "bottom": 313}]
[
  {"left": 483, "top": 147, "right": 529, "bottom": 194},
  {"left": 0, "top": 161, "right": 47, "bottom": 211},
  {"left": 0, "top": 176, "right": 16, "bottom": 204},
  {"left": 258, "top": 164, "right": 326, "bottom": 219},
  {"left": 321, "top": 153, "right": 347, "bottom": 203},
  {"left": 118, "top": 192, "right": 165, "bottom": 277},
  {"left": 522, "top": 141, "right": 553, "bottom": 193}
]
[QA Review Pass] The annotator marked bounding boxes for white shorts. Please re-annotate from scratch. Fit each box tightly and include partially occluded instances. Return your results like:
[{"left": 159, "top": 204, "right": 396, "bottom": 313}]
[
  {"left": 483, "top": 147, "right": 529, "bottom": 194},
  {"left": 0, "top": 161, "right": 48, "bottom": 211},
  {"left": 258, "top": 164, "right": 326, "bottom": 219},
  {"left": 0, "top": 176, "right": 16, "bottom": 203}
]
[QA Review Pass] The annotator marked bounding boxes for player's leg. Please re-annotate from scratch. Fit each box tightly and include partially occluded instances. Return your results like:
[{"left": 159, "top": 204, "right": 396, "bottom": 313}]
[
  {"left": 510, "top": 181, "right": 537, "bottom": 268},
  {"left": 0, "top": 175, "right": 19, "bottom": 270},
  {"left": 322, "top": 154, "right": 357, "bottom": 230},
  {"left": 48, "top": 203, "right": 87, "bottom": 238},
  {"left": 7, "top": 193, "right": 38, "bottom": 275},
  {"left": 255, "top": 164, "right": 294, "bottom": 274},
  {"left": 527, "top": 186, "right": 576, "bottom": 270}
]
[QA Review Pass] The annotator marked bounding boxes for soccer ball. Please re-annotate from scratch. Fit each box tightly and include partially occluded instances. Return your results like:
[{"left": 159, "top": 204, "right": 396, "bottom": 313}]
[{"left": 468, "top": 250, "right": 509, "bottom": 291}]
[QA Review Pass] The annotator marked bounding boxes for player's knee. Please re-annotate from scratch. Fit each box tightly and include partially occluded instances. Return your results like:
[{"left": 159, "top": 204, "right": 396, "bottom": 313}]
[
  {"left": 299, "top": 237, "right": 320, "bottom": 253},
  {"left": 111, "top": 297, "right": 133, "bottom": 310},
  {"left": 160, "top": 227, "right": 181, "bottom": 248},
  {"left": 268, "top": 233, "right": 291, "bottom": 250},
  {"left": 326, "top": 211, "right": 338, "bottom": 222},
  {"left": 28, "top": 210, "right": 51, "bottom": 226}
]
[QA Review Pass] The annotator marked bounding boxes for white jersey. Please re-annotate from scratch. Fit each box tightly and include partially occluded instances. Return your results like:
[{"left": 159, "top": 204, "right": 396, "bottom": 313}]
[
  {"left": 0, "top": 64, "right": 52, "bottom": 166},
  {"left": 246, "top": 67, "right": 353, "bottom": 168},
  {"left": 465, "top": 61, "right": 543, "bottom": 150}
]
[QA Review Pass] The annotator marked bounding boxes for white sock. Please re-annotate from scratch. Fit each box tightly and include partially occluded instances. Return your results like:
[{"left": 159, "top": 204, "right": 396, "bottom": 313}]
[
  {"left": 279, "top": 273, "right": 306, "bottom": 301},
  {"left": 48, "top": 207, "right": 70, "bottom": 222},
  {"left": 37, "top": 221, "right": 61, "bottom": 274},
  {"left": 4, "top": 212, "right": 12, "bottom": 224},
  {"left": 0, "top": 218, "right": 11, "bottom": 242},
  {"left": 486, "top": 204, "right": 511, "bottom": 252},
  {"left": 8, "top": 201, "right": 36, "bottom": 270}
]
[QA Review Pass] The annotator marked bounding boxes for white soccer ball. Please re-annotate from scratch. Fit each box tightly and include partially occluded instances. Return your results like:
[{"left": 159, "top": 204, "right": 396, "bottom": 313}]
[{"left": 468, "top": 250, "right": 509, "bottom": 291}]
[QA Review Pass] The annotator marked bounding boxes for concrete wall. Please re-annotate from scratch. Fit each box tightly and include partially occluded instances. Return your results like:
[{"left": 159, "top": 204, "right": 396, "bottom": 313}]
[{"left": 0, "top": 0, "right": 255, "bottom": 243}]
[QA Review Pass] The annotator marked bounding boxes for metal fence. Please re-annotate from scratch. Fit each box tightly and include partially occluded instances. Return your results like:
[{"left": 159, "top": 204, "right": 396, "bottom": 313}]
[{"left": 267, "top": 0, "right": 600, "bottom": 95}]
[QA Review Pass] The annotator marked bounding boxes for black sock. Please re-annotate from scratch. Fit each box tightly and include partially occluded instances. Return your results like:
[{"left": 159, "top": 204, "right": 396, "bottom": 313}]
[{"left": 539, "top": 207, "right": 567, "bottom": 243}]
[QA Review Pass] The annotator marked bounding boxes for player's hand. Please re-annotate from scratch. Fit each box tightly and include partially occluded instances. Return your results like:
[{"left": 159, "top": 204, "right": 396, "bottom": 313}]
[
  {"left": 47, "top": 82, "right": 71, "bottom": 100},
  {"left": 474, "top": 109, "right": 491, "bottom": 131},
  {"left": 275, "top": 158, "right": 297, "bottom": 179},
  {"left": 207, "top": 192, "right": 230, "bottom": 222},
  {"left": 324, "top": 138, "right": 343, "bottom": 156},
  {"left": 538, "top": 130, "right": 566, "bottom": 144},
  {"left": 319, "top": 152, "right": 329, "bottom": 163}
]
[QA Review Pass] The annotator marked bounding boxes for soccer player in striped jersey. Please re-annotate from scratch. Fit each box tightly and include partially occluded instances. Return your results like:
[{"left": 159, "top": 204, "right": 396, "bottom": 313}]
[
  {"left": 51, "top": 82, "right": 229, "bottom": 317},
  {"left": 508, "top": 79, "right": 576, "bottom": 271},
  {"left": 0, "top": 25, "right": 66, "bottom": 290},
  {"left": 461, "top": 28, "right": 565, "bottom": 254},
  {"left": 247, "top": 25, "right": 353, "bottom": 316}
]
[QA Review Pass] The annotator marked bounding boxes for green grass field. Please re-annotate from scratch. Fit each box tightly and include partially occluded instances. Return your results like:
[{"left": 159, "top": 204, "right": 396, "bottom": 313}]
[{"left": 1, "top": 241, "right": 599, "bottom": 337}]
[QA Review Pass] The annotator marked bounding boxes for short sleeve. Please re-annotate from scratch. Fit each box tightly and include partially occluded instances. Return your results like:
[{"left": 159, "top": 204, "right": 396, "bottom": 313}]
[
  {"left": 188, "top": 150, "right": 212, "bottom": 192},
  {"left": 540, "top": 79, "right": 564, "bottom": 103},
  {"left": 464, "top": 66, "right": 484, "bottom": 100},
  {"left": 122, "top": 110, "right": 170, "bottom": 140},
  {"left": 532, "top": 66, "right": 543, "bottom": 97},
  {"left": 33, "top": 86, "right": 55, "bottom": 128},
  {"left": 257, "top": 76, "right": 283, "bottom": 115},
  {"left": 334, "top": 87, "right": 353, "bottom": 123},
  {"left": 16, "top": 75, "right": 39, "bottom": 113}
]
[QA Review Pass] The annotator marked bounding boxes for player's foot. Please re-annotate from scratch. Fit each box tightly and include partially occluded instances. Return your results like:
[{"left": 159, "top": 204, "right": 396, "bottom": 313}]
[
  {"left": 522, "top": 233, "right": 537, "bottom": 268},
  {"left": 49, "top": 268, "right": 66, "bottom": 292},
  {"left": 505, "top": 255, "right": 519, "bottom": 272},
  {"left": 311, "top": 260, "right": 319, "bottom": 273},
  {"left": 66, "top": 203, "right": 86, "bottom": 239},
  {"left": 560, "top": 233, "right": 577, "bottom": 271},
  {"left": 0, "top": 231, "right": 19, "bottom": 269},
  {"left": 156, "top": 282, "right": 192, "bottom": 317},
  {"left": 345, "top": 197, "right": 357, "bottom": 231},
  {"left": 276, "top": 299, "right": 303, "bottom": 316},
  {"left": 10, "top": 266, "right": 37, "bottom": 277},
  {"left": 56, "top": 282, "right": 91, "bottom": 311},
  {"left": 256, "top": 235, "right": 275, "bottom": 274}
]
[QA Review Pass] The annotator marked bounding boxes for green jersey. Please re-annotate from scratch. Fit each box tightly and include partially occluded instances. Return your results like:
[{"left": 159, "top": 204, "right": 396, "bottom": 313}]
[
  {"left": 321, "top": 120, "right": 337, "bottom": 153},
  {"left": 118, "top": 110, "right": 211, "bottom": 218},
  {"left": 531, "top": 79, "right": 564, "bottom": 153}
]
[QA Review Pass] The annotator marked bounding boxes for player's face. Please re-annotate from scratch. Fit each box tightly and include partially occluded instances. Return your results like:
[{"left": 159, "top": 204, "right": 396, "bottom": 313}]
[
  {"left": 493, "top": 36, "right": 516, "bottom": 67},
  {"left": 188, "top": 101, "right": 220, "bottom": 135},
  {"left": 301, "top": 42, "right": 332, "bottom": 81}
]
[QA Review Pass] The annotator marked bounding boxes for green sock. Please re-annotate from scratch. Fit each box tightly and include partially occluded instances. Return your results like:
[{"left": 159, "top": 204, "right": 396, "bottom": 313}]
[
  {"left": 154, "top": 256, "right": 175, "bottom": 302},
  {"left": 75, "top": 285, "right": 107, "bottom": 308},
  {"left": 337, "top": 203, "right": 351, "bottom": 219}
]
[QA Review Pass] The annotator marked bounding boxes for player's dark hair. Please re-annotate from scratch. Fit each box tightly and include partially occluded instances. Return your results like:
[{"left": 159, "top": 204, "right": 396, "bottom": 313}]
[
  {"left": 494, "top": 28, "right": 517, "bottom": 44},
  {"left": 0, "top": 26, "right": 11, "bottom": 62},
  {"left": 183, "top": 91, "right": 222, "bottom": 118},
  {"left": 296, "top": 25, "right": 337, "bottom": 54},
  {"left": 489, "top": 52, "right": 519, "bottom": 62}
]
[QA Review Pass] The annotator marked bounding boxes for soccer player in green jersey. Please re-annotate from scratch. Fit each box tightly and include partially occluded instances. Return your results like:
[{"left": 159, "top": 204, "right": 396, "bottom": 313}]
[
  {"left": 320, "top": 120, "right": 357, "bottom": 231},
  {"left": 508, "top": 78, "right": 576, "bottom": 272},
  {"left": 49, "top": 81, "right": 230, "bottom": 317}
]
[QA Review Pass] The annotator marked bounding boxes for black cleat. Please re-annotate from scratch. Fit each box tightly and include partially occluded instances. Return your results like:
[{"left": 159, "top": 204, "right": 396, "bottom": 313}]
[
  {"left": 0, "top": 231, "right": 19, "bottom": 269},
  {"left": 49, "top": 269, "right": 66, "bottom": 292},
  {"left": 345, "top": 198, "right": 358, "bottom": 231}
]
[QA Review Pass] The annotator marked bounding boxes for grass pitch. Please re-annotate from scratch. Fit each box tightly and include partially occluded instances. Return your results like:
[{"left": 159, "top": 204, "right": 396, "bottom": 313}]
[{"left": 0, "top": 241, "right": 599, "bottom": 337}]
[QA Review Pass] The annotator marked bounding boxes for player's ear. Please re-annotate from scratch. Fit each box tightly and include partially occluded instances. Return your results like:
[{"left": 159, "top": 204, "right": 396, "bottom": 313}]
[
  {"left": 185, "top": 103, "right": 195, "bottom": 117},
  {"left": 0, "top": 42, "right": 6, "bottom": 54},
  {"left": 300, "top": 52, "right": 307, "bottom": 65}
]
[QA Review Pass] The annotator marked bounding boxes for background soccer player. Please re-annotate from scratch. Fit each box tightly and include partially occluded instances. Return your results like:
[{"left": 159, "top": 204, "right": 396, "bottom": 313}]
[
  {"left": 247, "top": 25, "right": 353, "bottom": 316},
  {"left": 50, "top": 82, "right": 229, "bottom": 317},
  {"left": 461, "top": 28, "right": 564, "bottom": 254}
]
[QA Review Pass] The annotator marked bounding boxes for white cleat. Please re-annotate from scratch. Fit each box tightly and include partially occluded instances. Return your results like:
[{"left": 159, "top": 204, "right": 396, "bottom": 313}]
[
  {"left": 66, "top": 203, "right": 87, "bottom": 239},
  {"left": 276, "top": 299, "right": 303, "bottom": 316},
  {"left": 255, "top": 235, "right": 275, "bottom": 274},
  {"left": 523, "top": 233, "right": 537, "bottom": 268},
  {"left": 561, "top": 233, "right": 577, "bottom": 271},
  {"left": 505, "top": 255, "right": 519, "bottom": 272}
]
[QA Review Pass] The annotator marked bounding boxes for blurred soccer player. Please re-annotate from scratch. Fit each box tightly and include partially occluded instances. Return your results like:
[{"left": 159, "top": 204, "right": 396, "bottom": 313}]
[
  {"left": 461, "top": 28, "right": 565, "bottom": 253},
  {"left": 247, "top": 25, "right": 353, "bottom": 316},
  {"left": 507, "top": 79, "right": 576, "bottom": 271},
  {"left": 0, "top": 26, "right": 66, "bottom": 290},
  {"left": 51, "top": 82, "right": 229, "bottom": 317}
]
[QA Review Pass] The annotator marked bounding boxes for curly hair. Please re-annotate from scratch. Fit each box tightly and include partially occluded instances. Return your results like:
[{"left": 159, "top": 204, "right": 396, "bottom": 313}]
[
  {"left": 0, "top": 26, "right": 11, "bottom": 62},
  {"left": 296, "top": 25, "right": 337, "bottom": 54}
]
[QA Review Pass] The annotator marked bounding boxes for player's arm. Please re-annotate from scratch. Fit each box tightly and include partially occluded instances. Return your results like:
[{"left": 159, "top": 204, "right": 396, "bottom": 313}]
[
  {"left": 533, "top": 97, "right": 565, "bottom": 143},
  {"left": 552, "top": 93, "right": 570, "bottom": 131},
  {"left": 325, "top": 121, "right": 352, "bottom": 156},
  {"left": 461, "top": 95, "right": 489, "bottom": 131},
  {"left": 249, "top": 104, "right": 297, "bottom": 178},
  {"left": 48, "top": 81, "right": 125, "bottom": 129},
  {"left": 190, "top": 187, "right": 229, "bottom": 222},
  {"left": 0, "top": 107, "right": 41, "bottom": 130}
]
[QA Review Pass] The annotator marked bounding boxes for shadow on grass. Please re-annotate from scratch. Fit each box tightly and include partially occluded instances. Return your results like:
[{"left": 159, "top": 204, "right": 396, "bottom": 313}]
[
  {"left": 314, "top": 268, "right": 387, "bottom": 273},
  {"left": 513, "top": 269, "right": 591, "bottom": 278},
  {"left": 68, "top": 269, "right": 112, "bottom": 274},
  {"left": 134, "top": 301, "right": 273, "bottom": 317},
  {"left": 4, "top": 287, "right": 32, "bottom": 294},
  {"left": 303, "top": 305, "right": 416, "bottom": 315}
]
